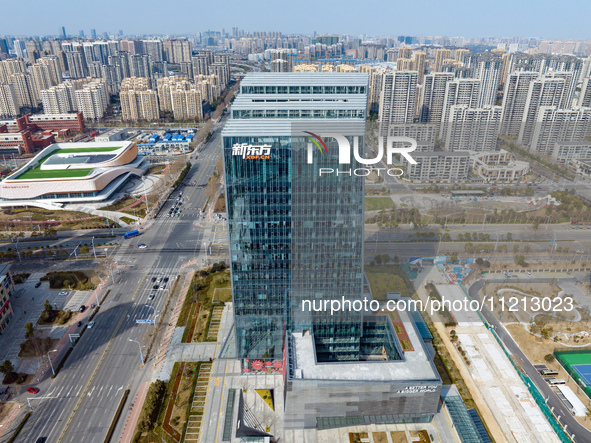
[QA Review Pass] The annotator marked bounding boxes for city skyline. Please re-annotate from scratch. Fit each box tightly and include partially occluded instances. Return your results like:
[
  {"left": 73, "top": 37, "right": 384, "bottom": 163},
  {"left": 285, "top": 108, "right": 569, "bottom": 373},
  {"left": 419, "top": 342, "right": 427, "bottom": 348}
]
[{"left": 2, "top": 0, "right": 591, "bottom": 39}]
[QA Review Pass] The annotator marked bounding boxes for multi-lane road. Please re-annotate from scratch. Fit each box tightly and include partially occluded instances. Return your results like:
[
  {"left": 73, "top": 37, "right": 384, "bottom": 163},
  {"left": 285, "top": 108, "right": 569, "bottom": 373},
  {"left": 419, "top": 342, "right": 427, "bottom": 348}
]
[
  {"left": 12, "top": 117, "right": 228, "bottom": 443},
  {"left": 469, "top": 278, "right": 591, "bottom": 443}
]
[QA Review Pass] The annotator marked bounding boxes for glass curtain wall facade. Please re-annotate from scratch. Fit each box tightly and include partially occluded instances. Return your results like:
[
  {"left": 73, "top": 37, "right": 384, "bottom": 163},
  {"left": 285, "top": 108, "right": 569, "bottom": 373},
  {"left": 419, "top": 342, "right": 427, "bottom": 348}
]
[{"left": 223, "top": 73, "right": 370, "bottom": 362}]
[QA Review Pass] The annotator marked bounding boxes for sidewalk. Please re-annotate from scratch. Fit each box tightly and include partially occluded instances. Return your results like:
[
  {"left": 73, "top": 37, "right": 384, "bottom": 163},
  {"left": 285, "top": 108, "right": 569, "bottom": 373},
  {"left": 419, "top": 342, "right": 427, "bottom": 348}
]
[
  {"left": 153, "top": 273, "right": 193, "bottom": 380},
  {"left": 33, "top": 282, "right": 106, "bottom": 383},
  {"left": 118, "top": 381, "right": 149, "bottom": 443}
]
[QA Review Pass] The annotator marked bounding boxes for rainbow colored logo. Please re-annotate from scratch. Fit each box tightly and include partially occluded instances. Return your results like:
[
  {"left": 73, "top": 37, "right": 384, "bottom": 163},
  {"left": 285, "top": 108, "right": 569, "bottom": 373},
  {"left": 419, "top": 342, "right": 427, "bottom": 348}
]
[{"left": 304, "top": 131, "right": 328, "bottom": 155}]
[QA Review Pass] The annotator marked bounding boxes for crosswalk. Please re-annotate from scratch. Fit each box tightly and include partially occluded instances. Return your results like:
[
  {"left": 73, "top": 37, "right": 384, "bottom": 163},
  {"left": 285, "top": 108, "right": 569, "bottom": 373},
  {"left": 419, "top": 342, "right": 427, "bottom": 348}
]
[{"left": 184, "top": 362, "right": 212, "bottom": 442}]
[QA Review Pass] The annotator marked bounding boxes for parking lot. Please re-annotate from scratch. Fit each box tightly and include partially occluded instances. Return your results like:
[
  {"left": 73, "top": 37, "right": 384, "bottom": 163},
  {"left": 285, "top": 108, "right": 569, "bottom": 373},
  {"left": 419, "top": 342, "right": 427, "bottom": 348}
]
[{"left": 0, "top": 272, "right": 93, "bottom": 370}]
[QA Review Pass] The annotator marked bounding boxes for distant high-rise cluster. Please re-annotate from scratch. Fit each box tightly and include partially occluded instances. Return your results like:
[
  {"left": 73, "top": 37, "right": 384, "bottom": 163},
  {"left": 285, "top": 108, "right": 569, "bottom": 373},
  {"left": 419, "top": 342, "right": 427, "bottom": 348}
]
[{"left": 0, "top": 35, "right": 233, "bottom": 122}]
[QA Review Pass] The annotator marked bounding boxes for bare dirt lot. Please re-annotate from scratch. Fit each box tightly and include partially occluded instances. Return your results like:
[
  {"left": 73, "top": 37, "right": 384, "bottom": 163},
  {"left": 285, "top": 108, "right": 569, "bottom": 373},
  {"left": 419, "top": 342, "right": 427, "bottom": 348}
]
[{"left": 506, "top": 323, "right": 591, "bottom": 430}]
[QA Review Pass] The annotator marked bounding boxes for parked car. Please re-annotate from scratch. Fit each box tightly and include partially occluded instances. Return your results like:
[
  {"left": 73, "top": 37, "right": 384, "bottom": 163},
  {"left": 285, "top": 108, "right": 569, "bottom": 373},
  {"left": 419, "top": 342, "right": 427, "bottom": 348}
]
[
  {"left": 87, "top": 321, "right": 94, "bottom": 329},
  {"left": 153, "top": 285, "right": 159, "bottom": 290},
  {"left": 35, "top": 437, "right": 47, "bottom": 443},
  {"left": 34, "top": 282, "right": 41, "bottom": 288},
  {"left": 148, "top": 293, "right": 155, "bottom": 300},
  {"left": 77, "top": 321, "right": 82, "bottom": 327},
  {"left": 138, "top": 244, "right": 147, "bottom": 249},
  {"left": 163, "top": 277, "right": 169, "bottom": 283},
  {"left": 26, "top": 387, "right": 39, "bottom": 394},
  {"left": 160, "top": 285, "right": 166, "bottom": 290},
  {"left": 78, "top": 305, "right": 86, "bottom": 313},
  {"left": 59, "top": 291, "right": 69, "bottom": 296},
  {"left": 151, "top": 277, "right": 157, "bottom": 283}
]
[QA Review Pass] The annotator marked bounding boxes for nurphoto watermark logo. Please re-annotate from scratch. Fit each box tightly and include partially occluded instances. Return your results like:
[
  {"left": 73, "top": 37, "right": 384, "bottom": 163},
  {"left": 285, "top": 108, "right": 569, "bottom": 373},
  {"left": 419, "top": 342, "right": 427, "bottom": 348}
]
[{"left": 305, "top": 133, "right": 418, "bottom": 177}]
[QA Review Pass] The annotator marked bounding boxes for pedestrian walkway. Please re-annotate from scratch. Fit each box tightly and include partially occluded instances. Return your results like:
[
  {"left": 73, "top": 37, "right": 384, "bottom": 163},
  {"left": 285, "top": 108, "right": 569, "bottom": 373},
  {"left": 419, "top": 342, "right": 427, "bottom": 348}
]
[
  {"left": 153, "top": 273, "right": 193, "bottom": 381},
  {"left": 207, "top": 306, "right": 223, "bottom": 341},
  {"left": 118, "top": 381, "right": 150, "bottom": 443},
  {"left": 184, "top": 362, "right": 212, "bottom": 442}
]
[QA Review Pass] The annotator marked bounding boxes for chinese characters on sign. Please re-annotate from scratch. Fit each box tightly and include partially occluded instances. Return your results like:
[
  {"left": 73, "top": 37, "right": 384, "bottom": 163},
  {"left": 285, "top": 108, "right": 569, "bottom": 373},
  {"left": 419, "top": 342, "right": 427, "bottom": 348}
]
[{"left": 232, "top": 143, "right": 271, "bottom": 160}]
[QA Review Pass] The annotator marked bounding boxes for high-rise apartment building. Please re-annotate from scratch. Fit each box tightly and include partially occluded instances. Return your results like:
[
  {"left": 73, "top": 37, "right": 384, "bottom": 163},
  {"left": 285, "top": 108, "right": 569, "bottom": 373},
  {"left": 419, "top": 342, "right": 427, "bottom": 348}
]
[
  {"left": 580, "top": 77, "right": 591, "bottom": 108},
  {"left": 443, "top": 105, "right": 502, "bottom": 151},
  {"left": 0, "top": 84, "right": 19, "bottom": 117},
  {"left": 170, "top": 89, "right": 203, "bottom": 121},
  {"left": 530, "top": 107, "right": 591, "bottom": 153},
  {"left": 0, "top": 58, "right": 27, "bottom": 83},
  {"left": 501, "top": 71, "right": 539, "bottom": 136},
  {"left": 74, "top": 79, "right": 108, "bottom": 120},
  {"left": 412, "top": 51, "right": 426, "bottom": 84},
  {"left": 397, "top": 46, "right": 412, "bottom": 61},
  {"left": 40, "top": 78, "right": 93, "bottom": 114},
  {"left": 434, "top": 48, "right": 451, "bottom": 72},
  {"left": 163, "top": 39, "right": 192, "bottom": 63},
  {"left": 454, "top": 48, "right": 469, "bottom": 64},
  {"left": 9, "top": 73, "right": 37, "bottom": 109},
  {"left": 66, "top": 51, "right": 87, "bottom": 78},
  {"left": 157, "top": 76, "right": 191, "bottom": 112},
  {"left": 358, "top": 65, "right": 384, "bottom": 114},
  {"left": 379, "top": 71, "right": 418, "bottom": 135},
  {"left": 440, "top": 78, "right": 481, "bottom": 140},
  {"left": 475, "top": 53, "right": 503, "bottom": 107},
  {"left": 518, "top": 75, "right": 567, "bottom": 146},
  {"left": 120, "top": 89, "right": 159, "bottom": 121},
  {"left": 419, "top": 73, "right": 454, "bottom": 124},
  {"left": 29, "top": 64, "right": 55, "bottom": 104}
]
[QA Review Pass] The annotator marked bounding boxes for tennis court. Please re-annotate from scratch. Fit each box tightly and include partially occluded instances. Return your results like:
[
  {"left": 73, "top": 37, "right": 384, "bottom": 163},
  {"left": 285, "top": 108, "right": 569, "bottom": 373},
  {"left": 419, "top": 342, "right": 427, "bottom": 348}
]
[
  {"left": 555, "top": 351, "right": 591, "bottom": 396},
  {"left": 573, "top": 364, "right": 591, "bottom": 386}
]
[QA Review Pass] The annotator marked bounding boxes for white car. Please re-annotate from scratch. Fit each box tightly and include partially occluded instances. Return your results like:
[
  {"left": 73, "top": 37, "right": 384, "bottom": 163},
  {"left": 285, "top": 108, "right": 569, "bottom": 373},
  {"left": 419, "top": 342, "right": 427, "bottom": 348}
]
[
  {"left": 87, "top": 321, "right": 95, "bottom": 329},
  {"left": 525, "top": 272, "right": 532, "bottom": 277},
  {"left": 138, "top": 244, "right": 147, "bottom": 249},
  {"left": 59, "top": 291, "right": 68, "bottom": 296}
]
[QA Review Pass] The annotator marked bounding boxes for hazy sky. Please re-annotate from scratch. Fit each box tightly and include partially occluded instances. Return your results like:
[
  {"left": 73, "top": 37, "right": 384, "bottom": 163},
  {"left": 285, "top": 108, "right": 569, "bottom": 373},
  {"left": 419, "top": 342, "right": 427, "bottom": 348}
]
[{"left": 2, "top": 0, "right": 591, "bottom": 39}]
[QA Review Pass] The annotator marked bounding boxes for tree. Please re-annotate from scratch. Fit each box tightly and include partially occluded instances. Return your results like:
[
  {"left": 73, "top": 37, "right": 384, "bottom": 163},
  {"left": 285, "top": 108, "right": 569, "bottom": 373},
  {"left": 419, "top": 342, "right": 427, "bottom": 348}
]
[
  {"left": 24, "top": 322, "right": 34, "bottom": 338},
  {"left": 507, "top": 232, "right": 513, "bottom": 241},
  {"left": 475, "top": 257, "right": 484, "bottom": 266},
  {"left": 524, "top": 245, "right": 531, "bottom": 253},
  {"left": 544, "top": 353, "right": 555, "bottom": 363},
  {"left": 0, "top": 360, "right": 14, "bottom": 375},
  {"left": 393, "top": 255, "right": 400, "bottom": 264},
  {"left": 513, "top": 244, "right": 519, "bottom": 252},
  {"left": 375, "top": 255, "right": 383, "bottom": 265},
  {"left": 80, "top": 246, "right": 90, "bottom": 254},
  {"left": 44, "top": 299, "right": 52, "bottom": 313},
  {"left": 450, "top": 252, "right": 458, "bottom": 264}
]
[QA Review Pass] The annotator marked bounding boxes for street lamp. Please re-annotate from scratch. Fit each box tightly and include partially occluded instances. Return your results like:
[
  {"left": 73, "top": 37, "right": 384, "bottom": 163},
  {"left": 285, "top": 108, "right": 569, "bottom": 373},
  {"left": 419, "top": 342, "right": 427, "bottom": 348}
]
[
  {"left": 142, "top": 176, "right": 150, "bottom": 215},
  {"left": 46, "top": 349, "right": 57, "bottom": 376},
  {"left": 128, "top": 338, "right": 144, "bottom": 364}
]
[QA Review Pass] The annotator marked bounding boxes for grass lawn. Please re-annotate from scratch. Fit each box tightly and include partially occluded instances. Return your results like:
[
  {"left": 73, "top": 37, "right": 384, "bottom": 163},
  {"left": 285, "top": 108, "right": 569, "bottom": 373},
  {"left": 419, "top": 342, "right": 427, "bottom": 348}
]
[
  {"left": 365, "top": 197, "right": 395, "bottom": 211},
  {"left": 365, "top": 264, "right": 413, "bottom": 299},
  {"left": 16, "top": 168, "right": 94, "bottom": 180},
  {"left": 13, "top": 146, "right": 122, "bottom": 180}
]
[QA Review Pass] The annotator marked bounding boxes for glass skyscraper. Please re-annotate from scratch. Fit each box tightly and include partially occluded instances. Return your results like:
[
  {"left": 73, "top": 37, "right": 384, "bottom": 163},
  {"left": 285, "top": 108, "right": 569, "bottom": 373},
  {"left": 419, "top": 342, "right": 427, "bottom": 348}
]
[{"left": 223, "top": 73, "right": 398, "bottom": 363}]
